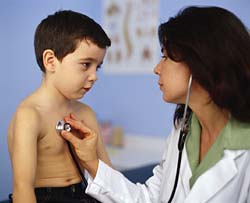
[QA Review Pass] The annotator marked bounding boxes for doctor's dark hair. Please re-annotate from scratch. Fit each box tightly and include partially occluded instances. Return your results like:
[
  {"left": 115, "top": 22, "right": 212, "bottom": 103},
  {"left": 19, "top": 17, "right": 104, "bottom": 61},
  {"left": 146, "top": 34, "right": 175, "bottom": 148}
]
[
  {"left": 34, "top": 10, "right": 111, "bottom": 72},
  {"left": 158, "top": 6, "right": 250, "bottom": 124}
]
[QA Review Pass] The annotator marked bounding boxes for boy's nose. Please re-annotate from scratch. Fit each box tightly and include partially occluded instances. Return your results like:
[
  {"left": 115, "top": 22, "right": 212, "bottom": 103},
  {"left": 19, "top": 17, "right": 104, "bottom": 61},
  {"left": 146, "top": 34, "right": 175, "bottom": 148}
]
[{"left": 88, "top": 72, "right": 98, "bottom": 82}]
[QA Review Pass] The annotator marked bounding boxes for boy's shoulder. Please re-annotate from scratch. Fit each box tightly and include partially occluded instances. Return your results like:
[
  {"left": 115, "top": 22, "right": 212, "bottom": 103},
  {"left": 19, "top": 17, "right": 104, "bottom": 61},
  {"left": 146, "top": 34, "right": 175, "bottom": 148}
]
[
  {"left": 73, "top": 101, "right": 96, "bottom": 117},
  {"left": 16, "top": 93, "right": 41, "bottom": 117},
  {"left": 72, "top": 101, "right": 99, "bottom": 128},
  {"left": 8, "top": 97, "right": 42, "bottom": 141},
  {"left": 72, "top": 101, "right": 101, "bottom": 133},
  {"left": 10, "top": 92, "right": 42, "bottom": 127},
  {"left": 13, "top": 102, "right": 41, "bottom": 128}
]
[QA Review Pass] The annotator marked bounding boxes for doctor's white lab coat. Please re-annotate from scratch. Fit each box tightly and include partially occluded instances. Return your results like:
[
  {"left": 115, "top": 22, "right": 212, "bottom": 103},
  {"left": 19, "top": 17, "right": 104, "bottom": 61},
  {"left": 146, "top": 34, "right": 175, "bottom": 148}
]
[{"left": 86, "top": 127, "right": 250, "bottom": 203}]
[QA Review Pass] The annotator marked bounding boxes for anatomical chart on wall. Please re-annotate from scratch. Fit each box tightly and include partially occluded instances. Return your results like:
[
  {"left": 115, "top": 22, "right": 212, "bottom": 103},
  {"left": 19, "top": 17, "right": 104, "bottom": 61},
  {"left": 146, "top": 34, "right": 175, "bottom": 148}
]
[{"left": 103, "top": 0, "right": 160, "bottom": 74}]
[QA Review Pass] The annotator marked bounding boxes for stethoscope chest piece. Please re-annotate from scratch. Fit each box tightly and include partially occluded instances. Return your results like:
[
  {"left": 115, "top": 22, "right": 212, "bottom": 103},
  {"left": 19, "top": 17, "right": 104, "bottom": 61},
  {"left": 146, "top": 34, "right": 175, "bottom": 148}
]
[{"left": 55, "top": 120, "right": 72, "bottom": 132}]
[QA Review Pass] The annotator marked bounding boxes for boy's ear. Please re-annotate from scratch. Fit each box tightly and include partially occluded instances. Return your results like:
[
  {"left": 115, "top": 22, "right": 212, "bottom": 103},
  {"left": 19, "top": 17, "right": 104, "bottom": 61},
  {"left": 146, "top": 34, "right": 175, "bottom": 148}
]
[{"left": 43, "top": 49, "right": 57, "bottom": 72}]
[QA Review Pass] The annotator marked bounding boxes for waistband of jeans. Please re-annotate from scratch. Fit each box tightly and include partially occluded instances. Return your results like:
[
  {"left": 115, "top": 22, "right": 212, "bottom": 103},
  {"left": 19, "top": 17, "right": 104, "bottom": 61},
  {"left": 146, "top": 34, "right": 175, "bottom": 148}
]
[{"left": 35, "top": 182, "right": 84, "bottom": 194}]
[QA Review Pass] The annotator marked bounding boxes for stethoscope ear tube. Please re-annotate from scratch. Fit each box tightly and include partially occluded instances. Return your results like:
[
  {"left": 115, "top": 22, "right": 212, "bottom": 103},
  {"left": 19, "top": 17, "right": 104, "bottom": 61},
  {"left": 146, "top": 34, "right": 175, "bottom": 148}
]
[
  {"left": 168, "top": 75, "right": 192, "bottom": 203},
  {"left": 178, "top": 75, "right": 193, "bottom": 151},
  {"left": 180, "top": 75, "right": 192, "bottom": 133}
]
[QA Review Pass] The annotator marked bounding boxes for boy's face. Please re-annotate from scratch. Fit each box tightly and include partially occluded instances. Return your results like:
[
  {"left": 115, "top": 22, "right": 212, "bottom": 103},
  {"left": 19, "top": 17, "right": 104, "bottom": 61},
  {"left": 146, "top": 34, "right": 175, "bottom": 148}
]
[{"left": 53, "top": 39, "right": 106, "bottom": 100}]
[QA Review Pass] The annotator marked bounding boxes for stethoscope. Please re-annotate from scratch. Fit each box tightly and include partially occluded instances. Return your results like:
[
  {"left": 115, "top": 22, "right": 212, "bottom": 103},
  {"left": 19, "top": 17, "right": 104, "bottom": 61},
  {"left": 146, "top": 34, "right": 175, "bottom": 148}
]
[
  {"left": 167, "top": 75, "right": 193, "bottom": 203},
  {"left": 55, "top": 120, "right": 99, "bottom": 203},
  {"left": 55, "top": 120, "right": 88, "bottom": 186}
]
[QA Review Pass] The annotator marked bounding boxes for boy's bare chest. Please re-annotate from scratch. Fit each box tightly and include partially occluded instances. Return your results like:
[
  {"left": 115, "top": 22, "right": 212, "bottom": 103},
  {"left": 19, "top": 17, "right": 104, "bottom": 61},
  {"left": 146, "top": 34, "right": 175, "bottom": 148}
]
[
  {"left": 37, "top": 114, "right": 70, "bottom": 155},
  {"left": 36, "top": 106, "right": 86, "bottom": 157},
  {"left": 37, "top": 109, "right": 85, "bottom": 156}
]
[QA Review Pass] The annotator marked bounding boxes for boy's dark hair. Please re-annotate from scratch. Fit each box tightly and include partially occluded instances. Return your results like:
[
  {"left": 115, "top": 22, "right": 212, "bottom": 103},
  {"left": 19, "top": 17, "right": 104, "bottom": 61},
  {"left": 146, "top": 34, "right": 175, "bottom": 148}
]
[
  {"left": 34, "top": 10, "right": 111, "bottom": 72},
  {"left": 158, "top": 6, "right": 250, "bottom": 124}
]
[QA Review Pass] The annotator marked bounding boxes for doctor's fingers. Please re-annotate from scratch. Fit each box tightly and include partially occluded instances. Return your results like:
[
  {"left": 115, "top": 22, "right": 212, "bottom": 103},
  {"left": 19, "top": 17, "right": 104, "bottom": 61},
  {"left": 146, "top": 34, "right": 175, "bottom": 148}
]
[
  {"left": 61, "top": 130, "right": 82, "bottom": 147},
  {"left": 61, "top": 128, "right": 97, "bottom": 148},
  {"left": 69, "top": 113, "right": 78, "bottom": 120},
  {"left": 61, "top": 128, "right": 98, "bottom": 162},
  {"left": 64, "top": 117, "right": 94, "bottom": 138}
]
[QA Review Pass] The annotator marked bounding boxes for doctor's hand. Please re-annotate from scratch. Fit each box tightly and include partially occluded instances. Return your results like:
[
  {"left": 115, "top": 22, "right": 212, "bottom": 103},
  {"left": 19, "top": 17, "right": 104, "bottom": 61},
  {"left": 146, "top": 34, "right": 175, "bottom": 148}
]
[{"left": 60, "top": 113, "right": 99, "bottom": 178}]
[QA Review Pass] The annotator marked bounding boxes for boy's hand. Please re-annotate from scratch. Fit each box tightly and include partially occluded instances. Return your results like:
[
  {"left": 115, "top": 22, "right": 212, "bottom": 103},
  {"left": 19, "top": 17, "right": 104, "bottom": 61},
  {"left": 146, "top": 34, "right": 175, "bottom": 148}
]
[{"left": 60, "top": 113, "right": 99, "bottom": 177}]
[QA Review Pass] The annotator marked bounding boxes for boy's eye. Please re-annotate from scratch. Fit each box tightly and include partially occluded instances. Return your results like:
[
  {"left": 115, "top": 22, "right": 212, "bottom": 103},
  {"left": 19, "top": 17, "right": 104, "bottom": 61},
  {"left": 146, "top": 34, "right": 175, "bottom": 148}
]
[{"left": 81, "top": 63, "right": 91, "bottom": 70}]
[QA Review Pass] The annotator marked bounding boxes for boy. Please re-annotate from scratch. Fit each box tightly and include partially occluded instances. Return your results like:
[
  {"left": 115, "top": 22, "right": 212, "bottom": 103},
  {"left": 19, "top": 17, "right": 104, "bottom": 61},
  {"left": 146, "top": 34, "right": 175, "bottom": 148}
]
[{"left": 8, "top": 10, "right": 112, "bottom": 203}]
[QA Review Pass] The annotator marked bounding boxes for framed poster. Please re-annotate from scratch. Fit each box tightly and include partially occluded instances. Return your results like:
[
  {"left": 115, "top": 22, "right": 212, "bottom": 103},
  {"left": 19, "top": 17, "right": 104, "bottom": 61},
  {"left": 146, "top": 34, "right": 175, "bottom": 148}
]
[{"left": 103, "top": 0, "right": 160, "bottom": 74}]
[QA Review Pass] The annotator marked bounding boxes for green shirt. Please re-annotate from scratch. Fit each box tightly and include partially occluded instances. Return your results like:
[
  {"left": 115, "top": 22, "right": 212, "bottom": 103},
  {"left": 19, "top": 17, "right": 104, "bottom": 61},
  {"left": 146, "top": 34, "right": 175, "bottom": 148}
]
[{"left": 186, "top": 113, "right": 250, "bottom": 188}]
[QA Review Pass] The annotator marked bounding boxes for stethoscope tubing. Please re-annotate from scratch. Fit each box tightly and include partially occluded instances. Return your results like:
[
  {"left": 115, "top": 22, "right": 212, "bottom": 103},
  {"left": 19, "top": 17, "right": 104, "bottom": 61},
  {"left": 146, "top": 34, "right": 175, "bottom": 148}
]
[{"left": 168, "top": 75, "right": 193, "bottom": 203}]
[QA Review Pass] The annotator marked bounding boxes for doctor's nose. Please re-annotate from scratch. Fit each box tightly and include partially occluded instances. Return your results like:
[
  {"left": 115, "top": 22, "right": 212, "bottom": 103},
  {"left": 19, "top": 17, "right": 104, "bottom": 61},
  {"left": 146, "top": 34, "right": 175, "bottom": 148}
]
[{"left": 154, "top": 63, "right": 161, "bottom": 75}]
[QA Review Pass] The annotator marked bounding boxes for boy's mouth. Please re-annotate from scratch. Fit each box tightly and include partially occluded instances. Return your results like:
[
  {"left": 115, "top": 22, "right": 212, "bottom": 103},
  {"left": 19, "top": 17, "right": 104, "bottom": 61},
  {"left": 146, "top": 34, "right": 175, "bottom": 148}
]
[{"left": 83, "top": 87, "right": 91, "bottom": 92}]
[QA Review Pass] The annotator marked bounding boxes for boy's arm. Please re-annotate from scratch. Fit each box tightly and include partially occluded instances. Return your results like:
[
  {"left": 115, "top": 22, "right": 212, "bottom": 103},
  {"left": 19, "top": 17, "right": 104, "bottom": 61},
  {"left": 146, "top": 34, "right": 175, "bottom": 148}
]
[
  {"left": 81, "top": 107, "right": 112, "bottom": 167},
  {"left": 10, "top": 107, "right": 40, "bottom": 203}
]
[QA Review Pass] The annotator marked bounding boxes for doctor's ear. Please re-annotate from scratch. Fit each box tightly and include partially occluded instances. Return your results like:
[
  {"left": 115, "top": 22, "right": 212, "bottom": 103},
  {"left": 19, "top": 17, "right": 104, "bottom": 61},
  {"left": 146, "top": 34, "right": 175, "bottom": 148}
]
[{"left": 43, "top": 49, "right": 57, "bottom": 72}]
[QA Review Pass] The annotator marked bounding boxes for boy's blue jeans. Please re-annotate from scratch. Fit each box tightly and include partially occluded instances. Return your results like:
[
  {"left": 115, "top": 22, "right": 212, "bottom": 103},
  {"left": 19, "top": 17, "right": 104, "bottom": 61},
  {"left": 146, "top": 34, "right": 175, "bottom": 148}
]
[{"left": 9, "top": 182, "right": 100, "bottom": 203}]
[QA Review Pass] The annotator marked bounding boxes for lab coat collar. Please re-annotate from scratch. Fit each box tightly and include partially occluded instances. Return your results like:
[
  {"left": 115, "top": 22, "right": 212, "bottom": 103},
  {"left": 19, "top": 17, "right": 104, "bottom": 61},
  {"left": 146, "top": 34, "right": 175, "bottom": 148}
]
[{"left": 184, "top": 150, "right": 245, "bottom": 203}]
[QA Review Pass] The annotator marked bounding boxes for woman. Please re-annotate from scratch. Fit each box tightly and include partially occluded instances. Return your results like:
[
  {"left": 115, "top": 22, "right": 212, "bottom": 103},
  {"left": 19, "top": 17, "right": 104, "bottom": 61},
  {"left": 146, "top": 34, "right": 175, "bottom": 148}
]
[{"left": 60, "top": 6, "right": 250, "bottom": 203}]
